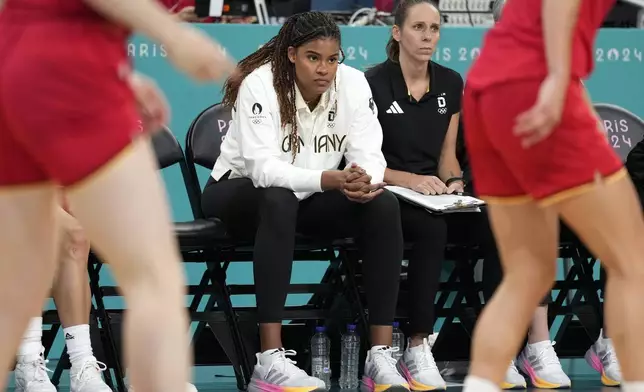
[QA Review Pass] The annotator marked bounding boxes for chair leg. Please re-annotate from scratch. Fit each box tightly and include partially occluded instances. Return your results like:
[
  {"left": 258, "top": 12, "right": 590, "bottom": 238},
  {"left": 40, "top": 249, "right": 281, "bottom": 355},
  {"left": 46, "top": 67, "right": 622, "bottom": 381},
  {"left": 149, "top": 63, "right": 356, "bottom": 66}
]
[
  {"left": 190, "top": 270, "right": 247, "bottom": 385},
  {"left": 90, "top": 306, "right": 118, "bottom": 392},
  {"left": 454, "top": 256, "right": 483, "bottom": 315},
  {"left": 206, "top": 259, "right": 251, "bottom": 389},
  {"left": 87, "top": 255, "right": 127, "bottom": 392},
  {"left": 574, "top": 248, "right": 604, "bottom": 331},
  {"left": 340, "top": 248, "right": 370, "bottom": 343},
  {"left": 51, "top": 346, "right": 68, "bottom": 387},
  {"left": 188, "top": 269, "right": 211, "bottom": 313},
  {"left": 190, "top": 250, "right": 250, "bottom": 390}
]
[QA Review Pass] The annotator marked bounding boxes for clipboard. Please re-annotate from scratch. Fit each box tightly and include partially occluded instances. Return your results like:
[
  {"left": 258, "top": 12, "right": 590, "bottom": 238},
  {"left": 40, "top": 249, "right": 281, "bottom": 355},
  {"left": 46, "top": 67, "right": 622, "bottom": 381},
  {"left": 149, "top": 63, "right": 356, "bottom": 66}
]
[{"left": 385, "top": 185, "right": 485, "bottom": 214}]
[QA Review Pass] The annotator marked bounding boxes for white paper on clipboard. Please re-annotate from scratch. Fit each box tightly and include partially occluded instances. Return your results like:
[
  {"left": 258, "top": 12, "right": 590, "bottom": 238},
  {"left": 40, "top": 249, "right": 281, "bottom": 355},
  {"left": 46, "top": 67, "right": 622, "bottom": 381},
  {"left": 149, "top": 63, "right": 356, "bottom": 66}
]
[
  {"left": 385, "top": 185, "right": 485, "bottom": 214},
  {"left": 208, "top": 0, "right": 224, "bottom": 16}
]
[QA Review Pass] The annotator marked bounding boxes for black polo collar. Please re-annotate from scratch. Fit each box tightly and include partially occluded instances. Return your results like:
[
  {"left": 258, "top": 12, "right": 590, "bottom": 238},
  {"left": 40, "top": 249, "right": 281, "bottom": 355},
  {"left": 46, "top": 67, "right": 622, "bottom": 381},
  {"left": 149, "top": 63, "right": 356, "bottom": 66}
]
[{"left": 386, "top": 59, "right": 441, "bottom": 102}]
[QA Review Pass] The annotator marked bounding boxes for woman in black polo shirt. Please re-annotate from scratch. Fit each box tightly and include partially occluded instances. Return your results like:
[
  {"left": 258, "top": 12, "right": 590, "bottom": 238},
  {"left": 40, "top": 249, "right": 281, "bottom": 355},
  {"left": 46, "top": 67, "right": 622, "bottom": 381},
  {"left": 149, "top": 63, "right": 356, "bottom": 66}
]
[
  {"left": 366, "top": 1, "right": 568, "bottom": 390},
  {"left": 365, "top": 1, "right": 461, "bottom": 390}
]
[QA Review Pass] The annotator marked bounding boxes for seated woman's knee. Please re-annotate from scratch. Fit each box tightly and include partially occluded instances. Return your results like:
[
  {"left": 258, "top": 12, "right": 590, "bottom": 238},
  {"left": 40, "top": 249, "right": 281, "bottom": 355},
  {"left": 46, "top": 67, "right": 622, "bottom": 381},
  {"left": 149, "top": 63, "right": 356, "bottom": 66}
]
[
  {"left": 258, "top": 187, "right": 299, "bottom": 217},
  {"left": 402, "top": 207, "right": 447, "bottom": 244},
  {"left": 363, "top": 190, "right": 401, "bottom": 221}
]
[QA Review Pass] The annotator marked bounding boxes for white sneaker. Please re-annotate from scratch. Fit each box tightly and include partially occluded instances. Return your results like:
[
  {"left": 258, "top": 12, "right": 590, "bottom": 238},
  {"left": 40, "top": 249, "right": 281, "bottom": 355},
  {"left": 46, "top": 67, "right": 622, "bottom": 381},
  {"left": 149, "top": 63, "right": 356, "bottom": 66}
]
[
  {"left": 397, "top": 339, "right": 446, "bottom": 390},
  {"left": 14, "top": 347, "right": 56, "bottom": 392},
  {"left": 70, "top": 356, "right": 112, "bottom": 392},
  {"left": 585, "top": 333, "right": 621, "bottom": 386},
  {"left": 517, "top": 341, "right": 571, "bottom": 389},
  {"left": 501, "top": 361, "right": 526, "bottom": 390},
  {"left": 362, "top": 346, "right": 410, "bottom": 392},
  {"left": 247, "top": 348, "right": 327, "bottom": 392}
]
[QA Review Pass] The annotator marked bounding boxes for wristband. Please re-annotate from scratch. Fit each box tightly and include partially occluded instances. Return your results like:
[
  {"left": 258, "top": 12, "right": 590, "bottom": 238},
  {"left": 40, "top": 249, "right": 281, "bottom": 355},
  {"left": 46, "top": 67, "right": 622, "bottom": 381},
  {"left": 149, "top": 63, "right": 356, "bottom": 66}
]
[{"left": 445, "top": 177, "right": 464, "bottom": 187}]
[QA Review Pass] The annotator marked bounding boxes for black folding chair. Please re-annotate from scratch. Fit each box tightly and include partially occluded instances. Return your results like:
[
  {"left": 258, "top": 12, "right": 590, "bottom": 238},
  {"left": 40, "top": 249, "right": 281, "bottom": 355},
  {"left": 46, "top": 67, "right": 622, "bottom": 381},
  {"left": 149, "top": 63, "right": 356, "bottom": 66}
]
[
  {"left": 184, "top": 103, "right": 368, "bottom": 383},
  {"left": 87, "top": 127, "right": 247, "bottom": 390}
]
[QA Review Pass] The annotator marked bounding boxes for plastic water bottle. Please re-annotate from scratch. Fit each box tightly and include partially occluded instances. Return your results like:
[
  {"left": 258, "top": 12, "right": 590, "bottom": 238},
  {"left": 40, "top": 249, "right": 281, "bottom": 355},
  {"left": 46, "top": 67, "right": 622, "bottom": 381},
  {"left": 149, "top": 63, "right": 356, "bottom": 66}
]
[
  {"left": 392, "top": 322, "right": 405, "bottom": 361},
  {"left": 311, "top": 326, "right": 331, "bottom": 388},
  {"left": 339, "top": 324, "right": 360, "bottom": 389}
]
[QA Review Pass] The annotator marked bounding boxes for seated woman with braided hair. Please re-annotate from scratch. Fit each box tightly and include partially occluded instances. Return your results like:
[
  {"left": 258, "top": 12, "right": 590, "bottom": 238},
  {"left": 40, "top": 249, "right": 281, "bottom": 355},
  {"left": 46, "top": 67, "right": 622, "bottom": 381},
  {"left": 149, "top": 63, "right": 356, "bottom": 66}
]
[{"left": 201, "top": 11, "right": 410, "bottom": 392}]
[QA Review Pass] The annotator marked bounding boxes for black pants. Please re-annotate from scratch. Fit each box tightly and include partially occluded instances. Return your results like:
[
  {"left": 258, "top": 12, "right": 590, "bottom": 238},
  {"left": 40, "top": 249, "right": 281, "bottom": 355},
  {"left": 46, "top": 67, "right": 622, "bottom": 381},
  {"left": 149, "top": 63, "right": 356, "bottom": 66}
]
[
  {"left": 399, "top": 202, "right": 447, "bottom": 335},
  {"left": 400, "top": 204, "right": 514, "bottom": 335},
  {"left": 201, "top": 177, "right": 404, "bottom": 325}
]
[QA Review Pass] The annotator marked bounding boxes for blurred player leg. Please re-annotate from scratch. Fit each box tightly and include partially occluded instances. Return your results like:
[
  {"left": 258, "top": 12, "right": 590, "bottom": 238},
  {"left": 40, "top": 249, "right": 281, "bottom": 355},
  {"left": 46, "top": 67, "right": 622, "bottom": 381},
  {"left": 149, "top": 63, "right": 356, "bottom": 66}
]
[
  {"left": 0, "top": 186, "right": 59, "bottom": 389},
  {"left": 53, "top": 207, "right": 112, "bottom": 391},
  {"left": 465, "top": 201, "right": 559, "bottom": 392},
  {"left": 65, "top": 136, "right": 190, "bottom": 392},
  {"left": 555, "top": 175, "right": 644, "bottom": 386}
]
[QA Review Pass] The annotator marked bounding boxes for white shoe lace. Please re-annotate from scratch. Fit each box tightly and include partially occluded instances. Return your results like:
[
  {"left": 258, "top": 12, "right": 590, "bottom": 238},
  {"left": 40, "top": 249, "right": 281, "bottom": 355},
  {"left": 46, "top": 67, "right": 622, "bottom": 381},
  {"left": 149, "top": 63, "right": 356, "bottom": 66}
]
[
  {"left": 25, "top": 357, "right": 53, "bottom": 387},
  {"left": 535, "top": 341, "right": 563, "bottom": 368},
  {"left": 266, "top": 349, "right": 308, "bottom": 377},
  {"left": 74, "top": 358, "right": 108, "bottom": 383},
  {"left": 372, "top": 347, "right": 399, "bottom": 372},
  {"left": 416, "top": 339, "right": 439, "bottom": 371},
  {"left": 509, "top": 360, "right": 520, "bottom": 373}
]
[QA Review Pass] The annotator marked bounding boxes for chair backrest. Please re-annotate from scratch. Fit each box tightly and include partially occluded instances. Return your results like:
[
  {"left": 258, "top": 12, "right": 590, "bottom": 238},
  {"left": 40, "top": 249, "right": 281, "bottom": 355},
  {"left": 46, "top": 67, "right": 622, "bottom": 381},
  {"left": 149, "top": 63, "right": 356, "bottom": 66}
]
[
  {"left": 150, "top": 126, "right": 204, "bottom": 219},
  {"left": 595, "top": 103, "right": 644, "bottom": 162},
  {"left": 151, "top": 126, "right": 186, "bottom": 169},
  {"left": 186, "top": 103, "right": 233, "bottom": 171}
]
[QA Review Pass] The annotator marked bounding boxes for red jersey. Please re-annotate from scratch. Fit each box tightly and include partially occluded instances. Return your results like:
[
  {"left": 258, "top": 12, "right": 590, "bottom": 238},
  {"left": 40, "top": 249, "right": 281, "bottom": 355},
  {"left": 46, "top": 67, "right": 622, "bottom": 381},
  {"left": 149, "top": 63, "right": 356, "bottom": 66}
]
[
  {"left": 0, "top": 0, "right": 140, "bottom": 186},
  {"left": 0, "top": 0, "right": 130, "bottom": 42},
  {"left": 467, "top": 0, "right": 615, "bottom": 89}
]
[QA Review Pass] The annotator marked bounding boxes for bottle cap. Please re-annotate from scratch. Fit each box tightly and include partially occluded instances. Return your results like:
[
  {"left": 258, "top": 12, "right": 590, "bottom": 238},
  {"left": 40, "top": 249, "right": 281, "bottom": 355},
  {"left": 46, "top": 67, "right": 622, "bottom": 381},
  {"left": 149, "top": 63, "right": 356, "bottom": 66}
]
[
  {"left": 347, "top": 324, "right": 356, "bottom": 331},
  {"left": 315, "top": 326, "right": 326, "bottom": 332},
  {"left": 393, "top": 321, "right": 399, "bottom": 328}
]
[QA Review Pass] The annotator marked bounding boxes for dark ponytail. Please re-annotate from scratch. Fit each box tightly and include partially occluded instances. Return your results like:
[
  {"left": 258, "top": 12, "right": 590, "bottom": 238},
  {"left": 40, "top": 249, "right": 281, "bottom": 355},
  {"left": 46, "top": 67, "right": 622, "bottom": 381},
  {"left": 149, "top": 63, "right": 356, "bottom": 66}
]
[
  {"left": 386, "top": 36, "right": 400, "bottom": 63},
  {"left": 222, "top": 12, "right": 342, "bottom": 160},
  {"left": 386, "top": 0, "right": 439, "bottom": 62}
]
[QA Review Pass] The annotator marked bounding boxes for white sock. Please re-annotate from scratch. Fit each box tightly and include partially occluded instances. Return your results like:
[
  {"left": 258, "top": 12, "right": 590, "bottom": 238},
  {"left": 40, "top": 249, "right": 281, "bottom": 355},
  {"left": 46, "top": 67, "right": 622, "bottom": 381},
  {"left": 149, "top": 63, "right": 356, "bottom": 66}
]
[
  {"left": 623, "top": 381, "right": 644, "bottom": 392},
  {"left": 64, "top": 324, "right": 93, "bottom": 365},
  {"left": 17, "top": 317, "right": 43, "bottom": 359},
  {"left": 463, "top": 375, "right": 501, "bottom": 392}
]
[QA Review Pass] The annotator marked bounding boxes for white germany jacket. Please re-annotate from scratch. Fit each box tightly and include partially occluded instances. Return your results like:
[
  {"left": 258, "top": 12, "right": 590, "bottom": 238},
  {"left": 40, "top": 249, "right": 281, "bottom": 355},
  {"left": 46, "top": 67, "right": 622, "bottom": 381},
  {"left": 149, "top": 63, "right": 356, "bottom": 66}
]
[{"left": 211, "top": 62, "right": 387, "bottom": 200}]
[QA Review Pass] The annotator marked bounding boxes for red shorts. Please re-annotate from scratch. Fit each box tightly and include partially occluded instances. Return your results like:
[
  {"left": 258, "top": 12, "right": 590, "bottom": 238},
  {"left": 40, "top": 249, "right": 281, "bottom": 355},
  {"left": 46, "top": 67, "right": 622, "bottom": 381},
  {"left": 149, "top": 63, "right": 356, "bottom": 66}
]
[
  {"left": 463, "top": 79, "right": 624, "bottom": 205},
  {"left": 0, "top": 19, "right": 141, "bottom": 187}
]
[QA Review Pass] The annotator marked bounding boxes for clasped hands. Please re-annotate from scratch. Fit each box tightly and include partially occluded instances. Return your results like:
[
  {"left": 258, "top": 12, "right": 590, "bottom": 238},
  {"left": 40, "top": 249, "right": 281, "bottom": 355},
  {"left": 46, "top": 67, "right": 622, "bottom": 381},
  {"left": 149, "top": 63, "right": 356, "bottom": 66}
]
[{"left": 321, "top": 163, "right": 385, "bottom": 203}]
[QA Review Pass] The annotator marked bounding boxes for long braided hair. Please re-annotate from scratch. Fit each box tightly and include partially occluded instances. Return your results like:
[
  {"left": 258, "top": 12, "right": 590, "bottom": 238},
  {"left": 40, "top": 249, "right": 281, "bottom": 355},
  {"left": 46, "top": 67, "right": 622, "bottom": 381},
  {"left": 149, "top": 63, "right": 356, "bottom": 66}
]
[{"left": 222, "top": 12, "right": 343, "bottom": 160}]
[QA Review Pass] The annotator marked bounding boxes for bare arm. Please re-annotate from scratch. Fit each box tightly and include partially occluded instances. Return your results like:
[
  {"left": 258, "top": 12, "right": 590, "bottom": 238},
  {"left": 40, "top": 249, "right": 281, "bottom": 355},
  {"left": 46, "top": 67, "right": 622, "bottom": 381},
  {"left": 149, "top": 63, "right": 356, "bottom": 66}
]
[
  {"left": 384, "top": 168, "right": 414, "bottom": 188},
  {"left": 438, "top": 113, "right": 463, "bottom": 183},
  {"left": 542, "top": 0, "right": 582, "bottom": 79},
  {"left": 83, "top": 0, "right": 183, "bottom": 46}
]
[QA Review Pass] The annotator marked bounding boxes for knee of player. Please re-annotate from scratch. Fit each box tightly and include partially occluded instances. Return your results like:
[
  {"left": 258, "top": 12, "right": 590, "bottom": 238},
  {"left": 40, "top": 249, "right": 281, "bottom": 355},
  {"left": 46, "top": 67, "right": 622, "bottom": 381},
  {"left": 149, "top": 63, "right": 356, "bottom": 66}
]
[
  {"left": 506, "top": 263, "right": 556, "bottom": 292},
  {"left": 61, "top": 229, "right": 91, "bottom": 263}
]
